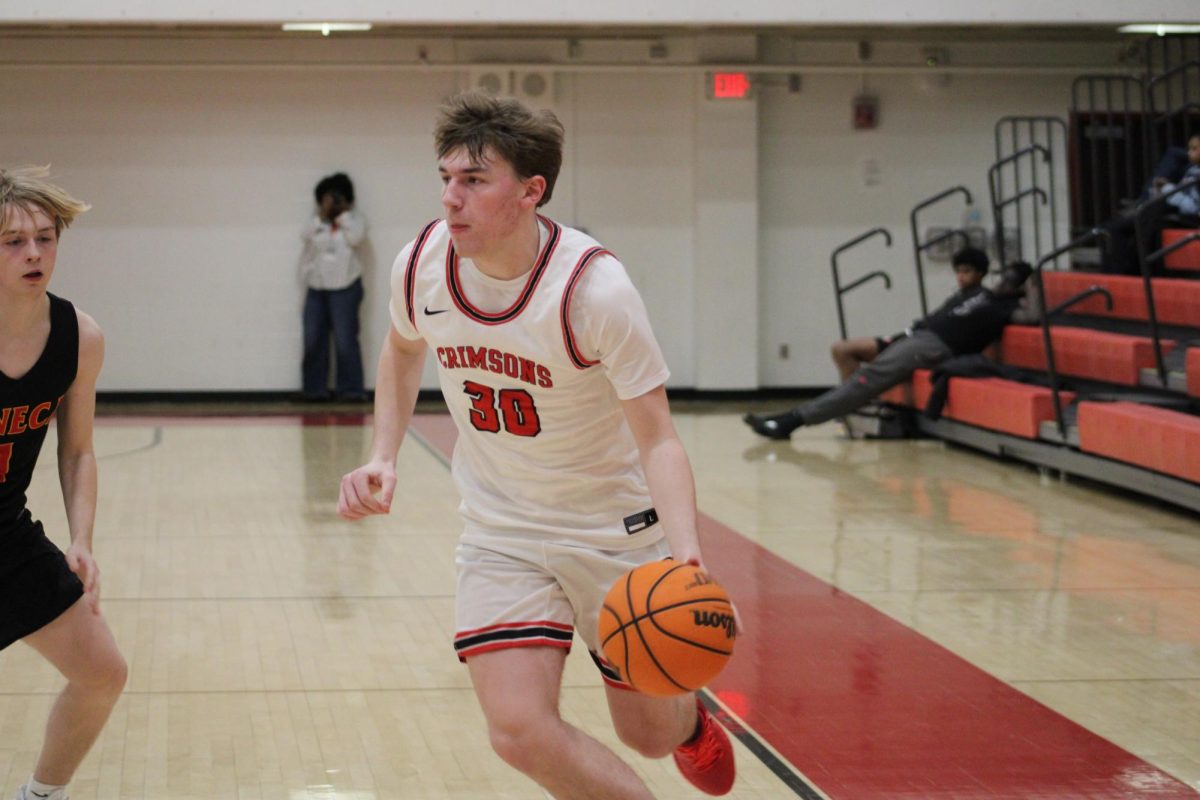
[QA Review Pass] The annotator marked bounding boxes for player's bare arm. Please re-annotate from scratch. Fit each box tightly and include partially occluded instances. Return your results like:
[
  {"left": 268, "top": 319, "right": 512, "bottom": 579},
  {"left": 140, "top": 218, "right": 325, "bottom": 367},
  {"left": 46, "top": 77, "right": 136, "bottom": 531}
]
[
  {"left": 622, "top": 384, "right": 747, "bottom": 637},
  {"left": 54, "top": 309, "right": 104, "bottom": 610},
  {"left": 338, "top": 325, "right": 426, "bottom": 520},
  {"left": 620, "top": 385, "right": 702, "bottom": 566}
]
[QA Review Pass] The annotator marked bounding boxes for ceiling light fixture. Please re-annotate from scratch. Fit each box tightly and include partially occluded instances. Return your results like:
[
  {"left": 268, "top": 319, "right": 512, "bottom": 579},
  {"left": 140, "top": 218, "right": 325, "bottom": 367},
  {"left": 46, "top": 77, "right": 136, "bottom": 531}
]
[
  {"left": 281, "top": 22, "right": 373, "bottom": 36},
  {"left": 1117, "top": 23, "right": 1200, "bottom": 35}
]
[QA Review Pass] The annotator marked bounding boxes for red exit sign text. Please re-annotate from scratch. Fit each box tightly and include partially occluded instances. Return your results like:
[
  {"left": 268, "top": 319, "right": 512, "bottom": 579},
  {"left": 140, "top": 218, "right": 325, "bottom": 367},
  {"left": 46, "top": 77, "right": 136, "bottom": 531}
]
[{"left": 708, "top": 72, "right": 753, "bottom": 100}]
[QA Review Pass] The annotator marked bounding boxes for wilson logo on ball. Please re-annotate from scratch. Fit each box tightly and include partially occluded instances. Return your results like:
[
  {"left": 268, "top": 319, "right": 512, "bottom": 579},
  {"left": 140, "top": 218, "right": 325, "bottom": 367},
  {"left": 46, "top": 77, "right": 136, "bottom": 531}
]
[{"left": 692, "top": 610, "right": 736, "bottom": 638}]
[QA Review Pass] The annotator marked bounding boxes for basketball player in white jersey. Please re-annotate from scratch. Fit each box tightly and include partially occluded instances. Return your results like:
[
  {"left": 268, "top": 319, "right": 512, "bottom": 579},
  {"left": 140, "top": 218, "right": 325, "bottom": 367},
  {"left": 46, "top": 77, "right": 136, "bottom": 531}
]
[{"left": 338, "top": 92, "right": 736, "bottom": 797}]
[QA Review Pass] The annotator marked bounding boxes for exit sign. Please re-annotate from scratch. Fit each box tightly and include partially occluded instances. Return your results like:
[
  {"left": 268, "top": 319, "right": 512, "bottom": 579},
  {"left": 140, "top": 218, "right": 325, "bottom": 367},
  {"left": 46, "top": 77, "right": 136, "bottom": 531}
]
[{"left": 707, "top": 72, "right": 754, "bottom": 100}]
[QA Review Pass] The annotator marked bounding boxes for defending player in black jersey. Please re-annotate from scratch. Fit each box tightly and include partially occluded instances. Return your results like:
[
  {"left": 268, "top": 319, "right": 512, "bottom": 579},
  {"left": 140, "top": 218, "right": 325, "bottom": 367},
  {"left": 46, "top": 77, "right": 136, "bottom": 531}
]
[{"left": 0, "top": 167, "right": 126, "bottom": 800}]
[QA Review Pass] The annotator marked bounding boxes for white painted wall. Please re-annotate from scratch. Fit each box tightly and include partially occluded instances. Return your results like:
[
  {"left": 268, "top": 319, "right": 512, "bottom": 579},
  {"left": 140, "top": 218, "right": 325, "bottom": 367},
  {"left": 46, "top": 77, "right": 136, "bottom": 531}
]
[
  {"left": 3, "top": 66, "right": 450, "bottom": 390},
  {"left": 1, "top": 0, "right": 1194, "bottom": 25},
  {"left": 569, "top": 73, "right": 699, "bottom": 389},
  {"left": 0, "top": 33, "right": 1119, "bottom": 391},
  {"left": 759, "top": 71, "right": 1074, "bottom": 387},
  {"left": 1, "top": 49, "right": 705, "bottom": 390}
]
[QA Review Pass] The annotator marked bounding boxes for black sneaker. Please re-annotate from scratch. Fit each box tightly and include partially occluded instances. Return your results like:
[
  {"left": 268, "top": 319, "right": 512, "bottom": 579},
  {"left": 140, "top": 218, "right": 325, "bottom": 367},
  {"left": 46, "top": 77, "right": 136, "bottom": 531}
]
[{"left": 743, "top": 412, "right": 801, "bottom": 440}]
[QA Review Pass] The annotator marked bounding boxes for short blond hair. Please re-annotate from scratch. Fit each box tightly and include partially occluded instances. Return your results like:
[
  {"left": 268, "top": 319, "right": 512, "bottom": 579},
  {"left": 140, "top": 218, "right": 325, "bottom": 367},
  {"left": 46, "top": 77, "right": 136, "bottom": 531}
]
[{"left": 0, "top": 165, "right": 90, "bottom": 236}]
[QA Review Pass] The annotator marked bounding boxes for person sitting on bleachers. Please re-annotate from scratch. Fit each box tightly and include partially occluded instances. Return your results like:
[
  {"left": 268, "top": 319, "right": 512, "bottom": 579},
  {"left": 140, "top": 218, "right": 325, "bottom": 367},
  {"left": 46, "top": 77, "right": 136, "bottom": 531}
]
[
  {"left": 826, "top": 247, "right": 989, "bottom": 383},
  {"left": 1104, "top": 133, "right": 1200, "bottom": 274},
  {"left": 1140, "top": 139, "right": 1192, "bottom": 202},
  {"left": 744, "top": 258, "right": 1036, "bottom": 440},
  {"left": 1152, "top": 132, "right": 1200, "bottom": 216}
]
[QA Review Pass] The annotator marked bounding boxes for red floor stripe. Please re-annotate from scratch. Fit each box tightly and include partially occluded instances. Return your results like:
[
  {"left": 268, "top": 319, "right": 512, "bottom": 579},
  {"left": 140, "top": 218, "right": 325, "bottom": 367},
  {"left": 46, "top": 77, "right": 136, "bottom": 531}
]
[
  {"left": 409, "top": 414, "right": 1196, "bottom": 799},
  {"left": 698, "top": 512, "right": 1194, "bottom": 799}
]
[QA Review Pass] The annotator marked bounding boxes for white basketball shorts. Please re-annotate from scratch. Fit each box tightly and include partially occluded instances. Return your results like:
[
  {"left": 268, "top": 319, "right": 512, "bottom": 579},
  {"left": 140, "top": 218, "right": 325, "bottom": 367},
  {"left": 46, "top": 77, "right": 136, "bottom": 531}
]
[{"left": 452, "top": 526, "right": 670, "bottom": 689}]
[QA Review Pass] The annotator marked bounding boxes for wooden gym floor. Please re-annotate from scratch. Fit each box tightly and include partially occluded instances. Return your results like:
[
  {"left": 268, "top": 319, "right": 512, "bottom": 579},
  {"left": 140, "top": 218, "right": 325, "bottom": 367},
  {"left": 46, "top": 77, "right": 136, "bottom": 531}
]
[{"left": 0, "top": 406, "right": 1196, "bottom": 799}]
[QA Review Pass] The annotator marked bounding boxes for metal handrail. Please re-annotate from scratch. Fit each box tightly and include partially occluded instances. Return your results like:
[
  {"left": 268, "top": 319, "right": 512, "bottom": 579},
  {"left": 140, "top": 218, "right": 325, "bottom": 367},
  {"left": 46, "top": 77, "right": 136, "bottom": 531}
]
[
  {"left": 1144, "top": 35, "right": 1200, "bottom": 184},
  {"left": 831, "top": 227, "right": 893, "bottom": 341},
  {"left": 1145, "top": 231, "right": 1200, "bottom": 265},
  {"left": 1146, "top": 59, "right": 1200, "bottom": 88},
  {"left": 910, "top": 186, "right": 974, "bottom": 217},
  {"left": 1033, "top": 227, "right": 1110, "bottom": 440},
  {"left": 994, "top": 117, "right": 1068, "bottom": 264},
  {"left": 994, "top": 187, "right": 1048, "bottom": 211},
  {"left": 840, "top": 271, "right": 893, "bottom": 295},
  {"left": 1150, "top": 101, "right": 1200, "bottom": 125},
  {"left": 1071, "top": 75, "right": 1147, "bottom": 229},
  {"left": 990, "top": 143, "right": 1051, "bottom": 172},
  {"left": 1143, "top": 230, "right": 1200, "bottom": 383},
  {"left": 1130, "top": 175, "right": 1200, "bottom": 224},
  {"left": 1047, "top": 286, "right": 1114, "bottom": 318},
  {"left": 1132, "top": 175, "right": 1200, "bottom": 381},
  {"left": 917, "top": 229, "right": 971, "bottom": 253},
  {"left": 1071, "top": 74, "right": 1144, "bottom": 91},
  {"left": 988, "top": 145, "right": 1053, "bottom": 265},
  {"left": 909, "top": 185, "right": 973, "bottom": 317},
  {"left": 1134, "top": 174, "right": 1200, "bottom": 215}
]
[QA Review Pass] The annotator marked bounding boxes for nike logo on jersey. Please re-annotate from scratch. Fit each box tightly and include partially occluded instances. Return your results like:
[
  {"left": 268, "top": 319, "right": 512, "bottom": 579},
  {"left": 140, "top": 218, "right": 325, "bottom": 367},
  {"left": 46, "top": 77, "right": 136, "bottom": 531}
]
[{"left": 424, "top": 306, "right": 448, "bottom": 316}]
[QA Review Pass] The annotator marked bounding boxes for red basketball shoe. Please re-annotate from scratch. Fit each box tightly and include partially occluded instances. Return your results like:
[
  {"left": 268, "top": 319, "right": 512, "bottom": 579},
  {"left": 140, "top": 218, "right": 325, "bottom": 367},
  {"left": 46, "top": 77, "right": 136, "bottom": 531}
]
[{"left": 673, "top": 700, "right": 736, "bottom": 795}]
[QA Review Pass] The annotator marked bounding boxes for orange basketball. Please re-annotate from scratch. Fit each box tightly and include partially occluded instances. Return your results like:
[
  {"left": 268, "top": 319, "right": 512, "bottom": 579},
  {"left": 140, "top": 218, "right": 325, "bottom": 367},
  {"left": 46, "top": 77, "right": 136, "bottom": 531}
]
[{"left": 598, "top": 559, "right": 736, "bottom": 697}]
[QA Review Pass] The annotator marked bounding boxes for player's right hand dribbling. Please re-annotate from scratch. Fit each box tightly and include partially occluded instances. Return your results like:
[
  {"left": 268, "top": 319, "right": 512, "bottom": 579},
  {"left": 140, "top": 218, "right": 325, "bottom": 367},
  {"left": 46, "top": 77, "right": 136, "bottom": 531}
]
[{"left": 338, "top": 462, "right": 397, "bottom": 519}]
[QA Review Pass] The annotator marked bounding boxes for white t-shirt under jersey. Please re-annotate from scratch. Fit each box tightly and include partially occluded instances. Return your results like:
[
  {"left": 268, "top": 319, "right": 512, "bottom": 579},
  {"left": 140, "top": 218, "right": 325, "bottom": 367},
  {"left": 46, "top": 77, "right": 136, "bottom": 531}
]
[{"left": 389, "top": 218, "right": 669, "bottom": 547}]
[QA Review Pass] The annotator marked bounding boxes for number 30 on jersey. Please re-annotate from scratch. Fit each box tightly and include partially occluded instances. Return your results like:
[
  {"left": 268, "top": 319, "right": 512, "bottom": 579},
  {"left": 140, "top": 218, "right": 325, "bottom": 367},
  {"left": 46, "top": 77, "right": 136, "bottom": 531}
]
[{"left": 463, "top": 380, "right": 542, "bottom": 437}]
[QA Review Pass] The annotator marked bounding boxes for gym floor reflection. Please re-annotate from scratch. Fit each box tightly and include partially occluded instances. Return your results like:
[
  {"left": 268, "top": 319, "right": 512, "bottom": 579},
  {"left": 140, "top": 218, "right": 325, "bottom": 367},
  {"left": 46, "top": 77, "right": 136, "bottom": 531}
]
[{"left": 0, "top": 409, "right": 1194, "bottom": 799}]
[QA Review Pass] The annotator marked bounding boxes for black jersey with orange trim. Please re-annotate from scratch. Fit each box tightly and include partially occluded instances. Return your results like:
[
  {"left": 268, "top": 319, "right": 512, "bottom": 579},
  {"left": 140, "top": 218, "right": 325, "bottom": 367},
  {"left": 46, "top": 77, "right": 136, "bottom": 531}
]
[{"left": 0, "top": 294, "right": 78, "bottom": 531}]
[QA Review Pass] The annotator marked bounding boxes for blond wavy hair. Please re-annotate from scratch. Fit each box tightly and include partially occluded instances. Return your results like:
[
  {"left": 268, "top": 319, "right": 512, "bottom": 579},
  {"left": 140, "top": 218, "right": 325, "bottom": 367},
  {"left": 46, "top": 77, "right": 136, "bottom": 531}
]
[{"left": 0, "top": 165, "right": 90, "bottom": 236}]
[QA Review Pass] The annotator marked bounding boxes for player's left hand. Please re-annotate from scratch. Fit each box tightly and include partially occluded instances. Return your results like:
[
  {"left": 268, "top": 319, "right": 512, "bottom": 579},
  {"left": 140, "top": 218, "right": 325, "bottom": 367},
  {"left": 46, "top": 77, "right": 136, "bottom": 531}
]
[{"left": 65, "top": 542, "right": 102, "bottom": 614}]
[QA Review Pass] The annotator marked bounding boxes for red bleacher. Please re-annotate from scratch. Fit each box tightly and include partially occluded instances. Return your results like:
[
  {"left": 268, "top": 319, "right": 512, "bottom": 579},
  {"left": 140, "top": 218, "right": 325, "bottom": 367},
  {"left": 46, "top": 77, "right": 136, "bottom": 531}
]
[
  {"left": 1078, "top": 401, "right": 1200, "bottom": 483},
  {"left": 870, "top": 267, "right": 1200, "bottom": 502},
  {"left": 1041, "top": 272, "right": 1200, "bottom": 326},
  {"left": 1161, "top": 228, "right": 1200, "bottom": 272},
  {"left": 879, "top": 369, "right": 1072, "bottom": 439},
  {"left": 942, "top": 378, "right": 1075, "bottom": 439},
  {"left": 1000, "top": 326, "right": 1174, "bottom": 386}
]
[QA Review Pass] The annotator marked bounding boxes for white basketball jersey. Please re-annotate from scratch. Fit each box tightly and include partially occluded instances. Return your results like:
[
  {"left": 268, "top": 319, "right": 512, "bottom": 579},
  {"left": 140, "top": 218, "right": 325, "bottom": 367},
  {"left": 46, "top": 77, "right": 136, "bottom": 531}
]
[{"left": 390, "top": 217, "right": 670, "bottom": 547}]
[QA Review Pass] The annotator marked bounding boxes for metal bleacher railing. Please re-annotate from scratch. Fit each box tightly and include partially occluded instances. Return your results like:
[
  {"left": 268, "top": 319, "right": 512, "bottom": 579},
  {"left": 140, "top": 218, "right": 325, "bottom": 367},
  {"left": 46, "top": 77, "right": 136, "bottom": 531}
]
[
  {"left": 830, "top": 227, "right": 893, "bottom": 342},
  {"left": 1070, "top": 75, "right": 1147, "bottom": 230},
  {"left": 1032, "top": 228, "right": 1112, "bottom": 440},
  {"left": 994, "top": 116, "right": 1068, "bottom": 266},
  {"left": 1138, "top": 34, "right": 1199, "bottom": 385},
  {"left": 1144, "top": 34, "right": 1200, "bottom": 164},
  {"left": 847, "top": 37, "right": 1200, "bottom": 511},
  {"left": 988, "top": 144, "right": 1050, "bottom": 268},
  {"left": 1133, "top": 175, "right": 1200, "bottom": 383},
  {"left": 909, "top": 186, "right": 973, "bottom": 318},
  {"left": 1042, "top": 36, "right": 1200, "bottom": 402}
]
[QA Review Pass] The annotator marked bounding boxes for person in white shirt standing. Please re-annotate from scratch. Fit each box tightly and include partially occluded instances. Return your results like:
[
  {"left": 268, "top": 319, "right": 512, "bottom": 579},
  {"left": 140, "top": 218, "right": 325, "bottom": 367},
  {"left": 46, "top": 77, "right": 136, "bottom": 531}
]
[
  {"left": 338, "top": 92, "right": 737, "bottom": 797},
  {"left": 298, "top": 172, "right": 367, "bottom": 402}
]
